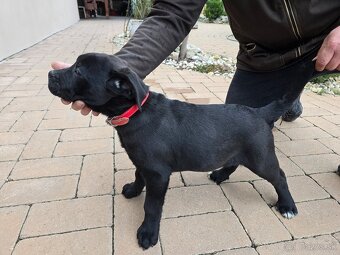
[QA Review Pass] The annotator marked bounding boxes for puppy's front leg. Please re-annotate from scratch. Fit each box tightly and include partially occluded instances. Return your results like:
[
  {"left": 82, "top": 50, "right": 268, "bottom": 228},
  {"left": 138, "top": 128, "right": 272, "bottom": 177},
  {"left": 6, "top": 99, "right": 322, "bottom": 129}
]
[
  {"left": 122, "top": 168, "right": 145, "bottom": 198},
  {"left": 137, "top": 170, "right": 170, "bottom": 249}
]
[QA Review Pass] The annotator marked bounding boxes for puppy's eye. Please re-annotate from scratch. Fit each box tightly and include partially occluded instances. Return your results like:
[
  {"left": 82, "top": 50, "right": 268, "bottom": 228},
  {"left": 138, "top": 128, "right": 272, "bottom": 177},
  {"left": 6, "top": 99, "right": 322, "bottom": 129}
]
[
  {"left": 114, "top": 79, "right": 121, "bottom": 88},
  {"left": 74, "top": 67, "right": 81, "bottom": 76}
]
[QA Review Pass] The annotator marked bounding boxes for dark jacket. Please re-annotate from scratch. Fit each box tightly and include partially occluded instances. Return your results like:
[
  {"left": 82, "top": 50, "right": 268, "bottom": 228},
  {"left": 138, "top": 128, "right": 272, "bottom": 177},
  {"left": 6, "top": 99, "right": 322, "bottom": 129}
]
[{"left": 115, "top": 0, "right": 340, "bottom": 78}]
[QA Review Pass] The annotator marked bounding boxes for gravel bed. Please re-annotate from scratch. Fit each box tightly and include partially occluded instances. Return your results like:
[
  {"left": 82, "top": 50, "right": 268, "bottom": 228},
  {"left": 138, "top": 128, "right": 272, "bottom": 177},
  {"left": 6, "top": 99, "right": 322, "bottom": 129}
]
[
  {"left": 198, "top": 15, "right": 229, "bottom": 24},
  {"left": 163, "top": 44, "right": 236, "bottom": 79},
  {"left": 305, "top": 75, "right": 340, "bottom": 95}
]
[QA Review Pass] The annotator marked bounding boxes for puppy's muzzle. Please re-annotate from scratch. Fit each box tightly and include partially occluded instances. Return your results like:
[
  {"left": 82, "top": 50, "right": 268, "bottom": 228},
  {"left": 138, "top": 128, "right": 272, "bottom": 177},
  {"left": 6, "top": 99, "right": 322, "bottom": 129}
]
[{"left": 48, "top": 70, "right": 61, "bottom": 96}]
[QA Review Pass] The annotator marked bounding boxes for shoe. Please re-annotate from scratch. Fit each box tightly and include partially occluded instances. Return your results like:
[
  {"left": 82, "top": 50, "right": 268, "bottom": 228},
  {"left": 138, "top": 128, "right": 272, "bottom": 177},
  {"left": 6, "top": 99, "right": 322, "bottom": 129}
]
[{"left": 282, "top": 99, "right": 303, "bottom": 122}]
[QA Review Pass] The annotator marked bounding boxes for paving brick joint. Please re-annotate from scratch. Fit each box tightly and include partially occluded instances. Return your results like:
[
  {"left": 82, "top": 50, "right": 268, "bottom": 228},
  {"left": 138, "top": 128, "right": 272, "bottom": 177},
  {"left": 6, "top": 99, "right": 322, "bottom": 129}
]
[{"left": 0, "top": 18, "right": 339, "bottom": 255}]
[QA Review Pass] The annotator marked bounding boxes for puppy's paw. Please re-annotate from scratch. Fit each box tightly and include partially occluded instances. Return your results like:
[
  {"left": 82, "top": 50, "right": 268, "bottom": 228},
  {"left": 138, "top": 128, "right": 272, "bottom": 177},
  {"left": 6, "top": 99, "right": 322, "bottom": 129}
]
[
  {"left": 137, "top": 223, "right": 159, "bottom": 249},
  {"left": 122, "top": 183, "right": 141, "bottom": 199},
  {"left": 208, "top": 170, "right": 229, "bottom": 185},
  {"left": 277, "top": 202, "right": 298, "bottom": 219}
]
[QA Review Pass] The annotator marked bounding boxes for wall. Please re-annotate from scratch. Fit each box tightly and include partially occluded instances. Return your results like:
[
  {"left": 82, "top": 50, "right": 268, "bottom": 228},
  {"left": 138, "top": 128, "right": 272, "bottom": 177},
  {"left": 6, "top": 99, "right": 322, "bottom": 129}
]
[{"left": 0, "top": 0, "right": 79, "bottom": 61}]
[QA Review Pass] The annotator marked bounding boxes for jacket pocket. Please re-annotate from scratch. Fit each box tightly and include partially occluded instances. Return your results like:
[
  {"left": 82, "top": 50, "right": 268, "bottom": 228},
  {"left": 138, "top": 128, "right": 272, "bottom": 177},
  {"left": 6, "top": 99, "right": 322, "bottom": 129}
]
[
  {"left": 238, "top": 43, "right": 288, "bottom": 71},
  {"left": 240, "top": 43, "right": 269, "bottom": 58}
]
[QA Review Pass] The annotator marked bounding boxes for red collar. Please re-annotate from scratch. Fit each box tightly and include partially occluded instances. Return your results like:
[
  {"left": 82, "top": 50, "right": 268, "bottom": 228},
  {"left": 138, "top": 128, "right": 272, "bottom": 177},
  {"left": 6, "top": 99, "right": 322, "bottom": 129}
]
[{"left": 106, "top": 92, "right": 150, "bottom": 127}]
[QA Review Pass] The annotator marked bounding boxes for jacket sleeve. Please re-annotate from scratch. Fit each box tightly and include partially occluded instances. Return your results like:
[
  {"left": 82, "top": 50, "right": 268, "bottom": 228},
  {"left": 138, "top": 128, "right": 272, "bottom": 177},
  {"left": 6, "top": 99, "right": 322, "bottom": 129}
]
[{"left": 114, "top": 0, "right": 207, "bottom": 79}]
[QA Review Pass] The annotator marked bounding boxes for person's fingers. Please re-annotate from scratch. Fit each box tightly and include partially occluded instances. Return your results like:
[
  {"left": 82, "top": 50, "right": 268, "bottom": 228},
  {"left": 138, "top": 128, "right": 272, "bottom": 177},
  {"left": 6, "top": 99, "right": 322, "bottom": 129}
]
[
  {"left": 81, "top": 107, "right": 92, "bottom": 116},
  {"left": 71, "top": 101, "right": 85, "bottom": 111},
  {"left": 51, "top": 61, "right": 72, "bottom": 70},
  {"left": 315, "top": 39, "right": 335, "bottom": 71},
  {"left": 61, "top": 99, "right": 99, "bottom": 116},
  {"left": 61, "top": 98, "right": 71, "bottom": 105},
  {"left": 325, "top": 50, "right": 340, "bottom": 71}
]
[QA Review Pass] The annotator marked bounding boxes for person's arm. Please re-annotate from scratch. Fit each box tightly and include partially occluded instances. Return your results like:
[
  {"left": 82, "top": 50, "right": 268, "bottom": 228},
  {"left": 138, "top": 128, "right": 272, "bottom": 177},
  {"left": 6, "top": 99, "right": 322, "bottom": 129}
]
[
  {"left": 315, "top": 26, "right": 340, "bottom": 71},
  {"left": 115, "top": 0, "right": 206, "bottom": 78}
]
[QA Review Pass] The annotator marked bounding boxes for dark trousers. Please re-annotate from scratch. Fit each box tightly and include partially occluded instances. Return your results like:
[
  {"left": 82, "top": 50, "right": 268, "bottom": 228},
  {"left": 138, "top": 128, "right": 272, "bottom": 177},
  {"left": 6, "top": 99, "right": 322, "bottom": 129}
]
[{"left": 225, "top": 48, "right": 337, "bottom": 109}]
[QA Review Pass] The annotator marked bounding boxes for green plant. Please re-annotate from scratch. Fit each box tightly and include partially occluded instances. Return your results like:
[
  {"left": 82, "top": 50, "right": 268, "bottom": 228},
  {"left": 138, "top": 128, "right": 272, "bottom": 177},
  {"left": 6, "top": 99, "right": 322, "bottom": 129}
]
[
  {"left": 310, "top": 73, "right": 339, "bottom": 84},
  {"left": 132, "top": 0, "right": 153, "bottom": 19},
  {"left": 194, "top": 63, "right": 230, "bottom": 73},
  {"left": 204, "top": 0, "right": 225, "bottom": 22}
]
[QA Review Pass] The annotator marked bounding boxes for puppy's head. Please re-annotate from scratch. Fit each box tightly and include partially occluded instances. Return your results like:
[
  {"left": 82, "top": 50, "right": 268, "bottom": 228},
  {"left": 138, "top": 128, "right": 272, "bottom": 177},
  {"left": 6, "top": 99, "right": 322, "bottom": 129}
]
[{"left": 48, "top": 53, "right": 148, "bottom": 115}]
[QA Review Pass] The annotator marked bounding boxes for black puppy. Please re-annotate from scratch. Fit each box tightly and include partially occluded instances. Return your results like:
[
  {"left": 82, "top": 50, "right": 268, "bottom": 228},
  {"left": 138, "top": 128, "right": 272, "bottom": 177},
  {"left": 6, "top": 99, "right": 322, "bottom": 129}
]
[{"left": 48, "top": 53, "right": 298, "bottom": 249}]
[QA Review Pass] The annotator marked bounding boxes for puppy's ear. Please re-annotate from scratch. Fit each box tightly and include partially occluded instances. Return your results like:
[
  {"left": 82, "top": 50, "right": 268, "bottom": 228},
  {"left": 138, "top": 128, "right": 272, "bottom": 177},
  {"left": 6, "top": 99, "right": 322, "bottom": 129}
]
[
  {"left": 106, "top": 68, "right": 148, "bottom": 110},
  {"left": 106, "top": 76, "right": 132, "bottom": 98}
]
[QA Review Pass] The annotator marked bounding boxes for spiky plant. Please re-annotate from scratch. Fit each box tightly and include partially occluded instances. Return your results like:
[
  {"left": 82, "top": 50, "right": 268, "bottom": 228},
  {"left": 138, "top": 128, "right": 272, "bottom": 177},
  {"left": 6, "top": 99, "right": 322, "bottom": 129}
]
[{"left": 132, "top": 0, "right": 153, "bottom": 19}]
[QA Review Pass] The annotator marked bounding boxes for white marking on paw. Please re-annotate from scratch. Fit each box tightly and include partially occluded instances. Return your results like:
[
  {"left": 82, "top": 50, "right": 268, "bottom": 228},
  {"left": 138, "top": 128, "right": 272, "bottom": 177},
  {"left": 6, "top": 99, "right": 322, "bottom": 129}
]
[
  {"left": 207, "top": 171, "right": 213, "bottom": 177},
  {"left": 282, "top": 211, "right": 295, "bottom": 219}
]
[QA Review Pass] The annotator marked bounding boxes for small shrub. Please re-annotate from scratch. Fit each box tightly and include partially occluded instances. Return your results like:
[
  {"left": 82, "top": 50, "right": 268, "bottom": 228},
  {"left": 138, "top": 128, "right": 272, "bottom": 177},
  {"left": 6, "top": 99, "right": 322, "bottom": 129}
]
[
  {"left": 204, "top": 0, "right": 225, "bottom": 22},
  {"left": 132, "top": 0, "right": 152, "bottom": 19}
]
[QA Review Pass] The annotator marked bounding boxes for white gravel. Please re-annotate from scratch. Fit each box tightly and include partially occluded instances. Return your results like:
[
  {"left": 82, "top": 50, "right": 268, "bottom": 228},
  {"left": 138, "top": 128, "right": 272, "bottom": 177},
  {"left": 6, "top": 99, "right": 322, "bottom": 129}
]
[{"left": 305, "top": 76, "right": 340, "bottom": 95}]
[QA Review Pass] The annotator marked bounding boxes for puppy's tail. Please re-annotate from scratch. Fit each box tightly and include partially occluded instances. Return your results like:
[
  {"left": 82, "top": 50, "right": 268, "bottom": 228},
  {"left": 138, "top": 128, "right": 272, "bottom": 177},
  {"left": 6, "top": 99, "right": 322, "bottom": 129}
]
[{"left": 257, "top": 95, "right": 296, "bottom": 125}]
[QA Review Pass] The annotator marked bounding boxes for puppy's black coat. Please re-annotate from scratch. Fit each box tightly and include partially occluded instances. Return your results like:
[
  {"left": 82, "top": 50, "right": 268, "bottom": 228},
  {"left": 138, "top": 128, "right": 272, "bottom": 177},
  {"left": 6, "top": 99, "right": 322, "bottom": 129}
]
[{"left": 49, "top": 53, "right": 298, "bottom": 249}]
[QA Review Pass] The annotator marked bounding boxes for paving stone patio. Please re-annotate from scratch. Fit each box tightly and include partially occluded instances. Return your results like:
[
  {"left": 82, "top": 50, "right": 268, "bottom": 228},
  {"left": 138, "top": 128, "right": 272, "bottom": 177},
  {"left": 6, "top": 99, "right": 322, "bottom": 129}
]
[{"left": 0, "top": 18, "right": 339, "bottom": 255}]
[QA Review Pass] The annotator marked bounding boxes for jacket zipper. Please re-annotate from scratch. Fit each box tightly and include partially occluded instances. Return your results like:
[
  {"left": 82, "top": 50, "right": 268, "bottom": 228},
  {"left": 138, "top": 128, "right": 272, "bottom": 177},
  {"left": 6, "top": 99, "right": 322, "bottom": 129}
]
[{"left": 283, "top": 0, "right": 302, "bottom": 57}]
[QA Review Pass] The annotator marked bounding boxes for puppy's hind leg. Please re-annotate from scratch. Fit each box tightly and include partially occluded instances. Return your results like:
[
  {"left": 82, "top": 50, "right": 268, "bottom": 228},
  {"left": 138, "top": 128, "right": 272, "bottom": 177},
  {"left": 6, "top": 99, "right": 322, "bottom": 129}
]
[
  {"left": 209, "top": 165, "right": 238, "bottom": 185},
  {"left": 122, "top": 168, "right": 145, "bottom": 198},
  {"left": 274, "top": 168, "right": 298, "bottom": 218},
  {"left": 249, "top": 152, "right": 297, "bottom": 219}
]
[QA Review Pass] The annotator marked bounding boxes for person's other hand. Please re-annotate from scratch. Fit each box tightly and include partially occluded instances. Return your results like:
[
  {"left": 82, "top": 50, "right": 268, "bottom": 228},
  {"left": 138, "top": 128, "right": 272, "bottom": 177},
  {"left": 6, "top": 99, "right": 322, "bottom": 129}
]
[
  {"left": 315, "top": 26, "right": 340, "bottom": 71},
  {"left": 50, "top": 61, "right": 100, "bottom": 116}
]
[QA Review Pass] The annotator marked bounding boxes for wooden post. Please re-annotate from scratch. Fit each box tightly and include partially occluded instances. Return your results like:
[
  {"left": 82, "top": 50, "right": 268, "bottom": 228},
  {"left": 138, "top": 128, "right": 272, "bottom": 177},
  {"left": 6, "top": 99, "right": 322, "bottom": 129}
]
[
  {"left": 179, "top": 35, "right": 189, "bottom": 61},
  {"left": 104, "top": 0, "right": 109, "bottom": 16}
]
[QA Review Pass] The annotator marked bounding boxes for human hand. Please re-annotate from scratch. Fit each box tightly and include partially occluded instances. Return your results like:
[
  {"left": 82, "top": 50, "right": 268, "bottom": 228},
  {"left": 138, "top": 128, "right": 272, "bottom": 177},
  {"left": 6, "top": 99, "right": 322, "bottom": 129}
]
[
  {"left": 315, "top": 26, "right": 340, "bottom": 71},
  {"left": 50, "top": 61, "right": 100, "bottom": 116}
]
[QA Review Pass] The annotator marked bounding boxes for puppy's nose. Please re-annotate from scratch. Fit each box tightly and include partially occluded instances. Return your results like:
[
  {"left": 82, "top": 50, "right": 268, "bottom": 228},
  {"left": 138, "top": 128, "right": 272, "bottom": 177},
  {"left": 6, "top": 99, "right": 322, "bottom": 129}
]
[
  {"left": 48, "top": 70, "right": 57, "bottom": 79},
  {"left": 48, "top": 70, "right": 60, "bottom": 85}
]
